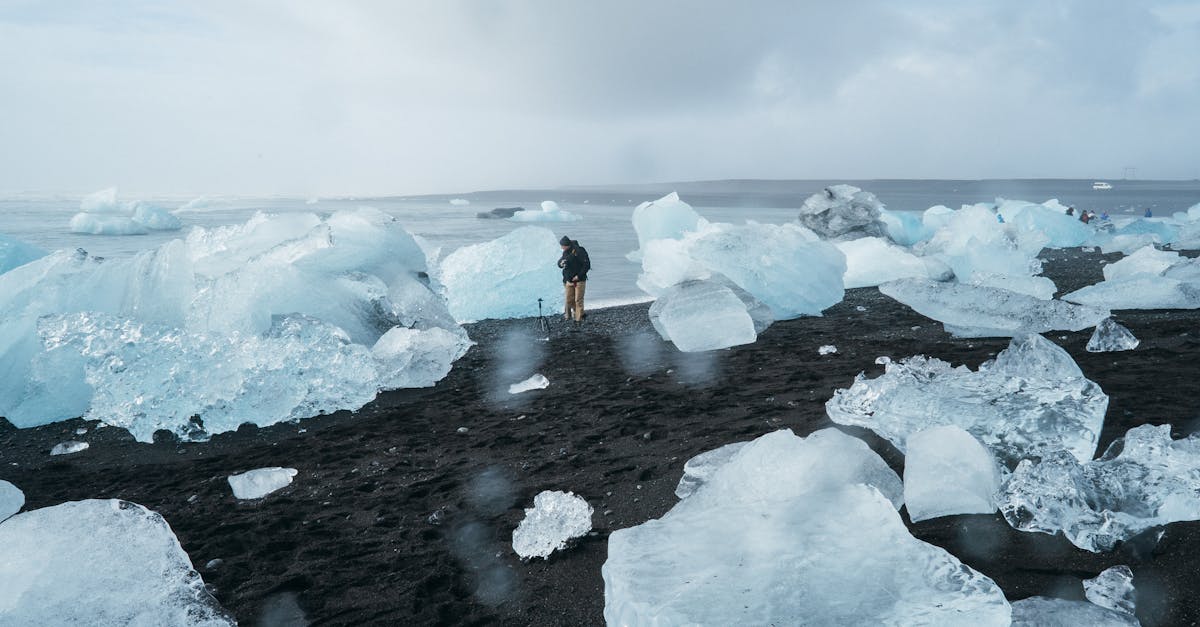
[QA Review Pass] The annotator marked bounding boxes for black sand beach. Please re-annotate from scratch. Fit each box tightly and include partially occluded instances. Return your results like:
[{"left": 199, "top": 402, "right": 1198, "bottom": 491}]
[{"left": 4, "top": 247, "right": 1200, "bottom": 626}]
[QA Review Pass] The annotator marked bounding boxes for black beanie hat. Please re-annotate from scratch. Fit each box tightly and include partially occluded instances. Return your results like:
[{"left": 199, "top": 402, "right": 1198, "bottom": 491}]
[{"left": 559, "top": 236, "right": 571, "bottom": 246}]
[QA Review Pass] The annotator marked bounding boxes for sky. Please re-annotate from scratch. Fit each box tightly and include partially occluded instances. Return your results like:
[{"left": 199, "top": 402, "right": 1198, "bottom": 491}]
[{"left": 1, "top": 0, "right": 1198, "bottom": 196}]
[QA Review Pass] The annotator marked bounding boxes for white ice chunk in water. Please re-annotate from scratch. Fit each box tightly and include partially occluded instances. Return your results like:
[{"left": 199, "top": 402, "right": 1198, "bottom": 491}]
[
  {"left": 880, "top": 279, "right": 1109, "bottom": 337},
  {"left": 903, "top": 426, "right": 1002, "bottom": 522},
  {"left": 827, "top": 334, "right": 1109, "bottom": 465},
  {"left": 508, "top": 373, "right": 549, "bottom": 394},
  {"left": 999, "top": 423, "right": 1200, "bottom": 552},
  {"left": 69, "top": 213, "right": 149, "bottom": 235},
  {"left": 130, "top": 202, "right": 182, "bottom": 231},
  {"left": 648, "top": 278, "right": 765, "bottom": 352},
  {"left": 511, "top": 490, "right": 593, "bottom": 559},
  {"left": 70, "top": 189, "right": 182, "bottom": 234},
  {"left": 438, "top": 226, "right": 563, "bottom": 322},
  {"left": 228, "top": 467, "right": 298, "bottom": 500},
  {"left": 604, "top": 429, "right": 1008, "bottom": 626},
  {"left": 1103, "top": 245, "right": 1180, "bottom": 281},
  {"left": 674, "top": 441, "right": 749, "bottom": 499},
  {"left": 0, "top": 480, "right": 24, "bottom": 521},
  {"left": 1010, "top": 596, "right": 1138, "bottom": 626},
  {"left": 0, "top": 499, "right": 232, "bottom": 626},
  {"left": 797, "top": 184, "right": 889, "bottom": 240},
  {"left": 449, "top": 198, "right": 470, "bottom": 206},
  {"left": 1085, "top": 565, "right": 1136, "bottom": 616},
  {"left": 509, "top": 200, "right": 581, "bottom": 222},
  {"left": 818, "top": 344, "right": 838, "bottom": 355},
  {"left": 1087, "top": 318, "right": 1140, "bottom": 352},
  {"left": 50, "top": 441, "right": 89, "bottom": 456}
]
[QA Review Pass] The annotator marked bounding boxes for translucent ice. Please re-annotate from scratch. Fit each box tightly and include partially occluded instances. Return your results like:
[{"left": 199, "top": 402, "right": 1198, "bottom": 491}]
[
  {"left": 629, "top": 192, "right": 705, "bottom": 254},
  {"left": 511, "top": 490, "right": 593, "bottom": 559},
  {"left": 1085, "top": 565, "right": 1136, "bottom": 616},
  {"left": 0, "top": 480, "right": 23, "bottom": 522},
  {"left": 0, "top": 234, "right": 46, "bottom": 275},
  {"left": 998, "top": 423, "right": 1200, "bottom": 551},
  {"left": 673, "top": 441, "right": 749, "bottom": 499},
  {"left": 903, "top": 426, "right": 1002, "bottom": 522},
  {"left": 1010, "top": 596, "right": 1138, "bottom": 626},
  {"left": 69, "top": 213, "right": 149, "bottom": 235},
  {"left": 508, "top": 373, "right": 549, "bottom": 394},
  {"left": 1087, "top": 318, "right": 1140, "bottom": 352},
  {"left": 836, "top": 236, "right": 948, "bottom": 288},
  {"left": 796, "top": 184, "right": 889, "bottom": 240},
  {"left": 878, "top": 207, "right": 934, "bottom": 245},
  {"left": 879, "top": 278, "right": 1109, "bottom": 337},
  {"left": 70, "top": 189, "right": 182, "bottom": 234},
  {"left": 968, "top": 272, "right": 1057, "bottom": 300},
  {"left": 648, "top": 278, "right": 769, "bottom": 352},
  {"left": 1103, "top": 245, "right": 1181, "bottom": 281},
  {"left": 1000, "top": 199, "right": 1094, "bottom": 248},
  {"left": 49, "top": 441, "right": 89, "bottom": 456},
  {"left": 228, "top": 467, "right": 298, "bottom": 499},
  {"left": 1063, "top": 276, "right": 1200, "bottom": 310},
  {"left": 604, "top": 429, "right": 1009, "bottom": 626},
  {"left": 509, "top": 200, "right": 581, "bottom": 222},
  {"left": 130, "top": 202, "right": 183, "bottom": 230},
  {"left": 827, "top": 334, "right": 1109, "bottom": 465},
  {"left": 437, "top": 226, "right": 564, "bottom": 322},
  {"left": 0, "top": 499, "right": 232, "bottom": 626}
]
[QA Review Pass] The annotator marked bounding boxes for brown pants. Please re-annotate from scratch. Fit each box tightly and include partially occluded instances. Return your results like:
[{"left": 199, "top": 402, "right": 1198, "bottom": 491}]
[{"left": 564, "top": 281, "right": 586, "bottom": 321}]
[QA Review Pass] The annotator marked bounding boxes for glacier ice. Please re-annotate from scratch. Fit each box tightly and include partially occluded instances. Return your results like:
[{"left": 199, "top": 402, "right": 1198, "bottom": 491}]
[
  {"left": 673, "top": 441, "right": 749, "bottom": 499},
  {"left": 904, "top": 426, "right": 1002, "bottom": 522},
  {"left": 999, "top": 198, "right": 1094, "bottom": 248},
  {"left": 827, "top": 334, "right": 1109, "bottom": 465},
  {"left": 509, "top": 200, "right": 581, "bottom": 222},
  {"left": 1085, "top": 565, "right": 1136, "bottom": 616},
  {"left": 1103, "top": 245, "right": 1180, "bottom": 281},
  {"left": 508, "top": 373, "right": 549, "bottom": 394},
  {"left": 0, "top": 209, "right": 471, "bottom": 441},
  {"left": 511, "top": 490, "right": 593, "bottom": 560},
  {"left": 228, "top": 467, "right": 298, "bottom": 499},
  {"left": 918, "top": 203, "right": 1045, "bottom": 281},
  {"left": 796, "top": 184, "right": 889, "bottom": 240},
  {"left": 968, "top": 272, "right": 1057, "bottom": 300},
  {"left": 437, "top": 226, "right": 564, "bottom": 322},
  {"left": 0, "top": 234, "right": 46, "bottom": 275},
  {"left": 1063, "top": 275, "right": 1200, "bottom": 310},
  {"left": 836, "top": 236, "right": 949, "bottom": 288},
  {"left": 629, "top": 192, "right": 705, "bottom": 255},
  {"left": 879, "top": 278, "right": 1109, "bottom": 337},
  {"left": 0, "top": 499, "right": 232, "bottom": 626},
  {"left": 0, "top": 481, "right": 23, "bottom": 522},
  {"left": 49, "top": 441, "right": 89, "bottom": 456},
  {"left": 69, "top": 189, "right": 182, "bottom": 235},
  {"left": 998, "top": 423, "right": 1200, "bottom": 551},
  {"left": 1010, "top": 596, "right": 1138, "bottom": 626},
  {"left": 69, "top": 213, "right": 149, "bottom": 235},
  {"left": 647, "top": 277, "right": 771, "bottom": 352},
  {"left": 604, "top": 429, "right": 1009, "bottom": 626},
  {"left": 878, "top": 207, "right": 934, "bottom": 245},
  {"left": 1087, "top": 318, "right": 1140, "bottom": 352}
]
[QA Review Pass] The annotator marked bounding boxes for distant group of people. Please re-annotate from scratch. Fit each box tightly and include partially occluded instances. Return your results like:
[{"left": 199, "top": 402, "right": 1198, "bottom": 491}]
[{"left": 1065, "top": 206, "right": 1110, "bottom": 224}]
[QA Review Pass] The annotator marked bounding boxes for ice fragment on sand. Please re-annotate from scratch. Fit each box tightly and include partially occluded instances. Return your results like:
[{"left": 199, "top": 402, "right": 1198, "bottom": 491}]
[
  {"left": 1064, "top": 275, "right": 1200, "bottom": 310},
  {"left": 50, "top": 441, "right": 89, "bottom": 456},
  {"left": 228, "top": 467, "right": 298, "bottom": 500},
  {"left": 1010, "top": 596, "right": 1139, "bottom": 626},
  {"left": 998, "top": 423, "right": 1200, "bottom": 551},
  {"left": 1104, "top": 245, "right": 1180, "bottom": 281},
  {"left": 604, "top": 429, "right": 1009, "bottom": 626},
  {"left": 1085, "top": 565, "right": 1137, "bottom": 616},
  {"left": 648, "top": 278, "right": 771, "bottom": 352},
  {"left": 818, "top": 344, "right": 837, "bottom": 355},
  {"left": 796, "top": 184, "right": 889, "bottom": 240},
  {"left": 1087, "top": 318, "right": 1139, "bottom": 352},
  {"left": 903, "top": 426, "right": 1002, "bottom": 522},
  {"left": 0, "top": 480, "right": 23, "bottom": 521},
  {"left": 509, "top": 200, "right": 581, "bottom": 222},
  {"left": 880, "top": 278, "right": 1109, "bottom": 337},
  {"left": 508, "top": 373, "right": 549, "bottom": 394},
  {"left": 827, "top": 334, "right": 1108, "bottom": 465},
  {"left": 512, "top": 490, "right": 593, "bottom": 559},
  {"left": 438, "top": 226, "right": 563, "bottom": 322},
  {"left": 0, "top": 499, "right": 233, "bottom": 625}
]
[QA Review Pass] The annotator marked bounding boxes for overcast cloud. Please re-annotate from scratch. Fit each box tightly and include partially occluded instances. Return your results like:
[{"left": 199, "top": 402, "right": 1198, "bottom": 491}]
[{"left": 1, "top": 0, "right": 1197, "bottom": 195}]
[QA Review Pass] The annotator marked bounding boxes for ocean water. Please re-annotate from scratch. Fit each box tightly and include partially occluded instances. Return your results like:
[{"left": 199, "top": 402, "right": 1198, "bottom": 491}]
[{"left": 2, "top": 179, "right": 1198, "bottom": 305}]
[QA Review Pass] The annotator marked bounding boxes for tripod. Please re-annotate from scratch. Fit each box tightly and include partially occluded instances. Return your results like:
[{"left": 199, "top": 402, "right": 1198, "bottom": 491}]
[{"left": 536, "top": 297, "right": 550, "bottom": 334}]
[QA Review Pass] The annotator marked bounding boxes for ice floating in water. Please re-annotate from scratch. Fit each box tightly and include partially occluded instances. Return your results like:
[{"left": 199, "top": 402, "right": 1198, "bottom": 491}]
[
  {"left": 1087, "top": 318, "right": 1140, "bottom": 352},
  {"left": 674, "top": 441, "right": 749, "bottom": 499},
  {"left": 509, "top": 200, "right": 581, "bottom": 222},
  {"left": 228, "top": 467, "right": 298, "bottom": 500},
  {"left": 827, "top": 334, "right": 1109, "bottom": 465},
  {"left": 903, "top": 426, "right": 1002, "bottom": 522},
  {"left": 449, "top": 198, "right": 471, "bottom": 206},
  {"left": 50, "top": 441, "right": 89, "bottom": 456},
  {"left": 1010, "top": 596, "right": 1138, "bottom": 626},
  {"left": 1085, "top": 565, "right": 1137, "bottom": 616},
  {"left": 0, "top": 499, "right": 232, "bottom": 626},
  {"left": 437, "top": 226, "right": 563, "bottom": 322},
  {"left": 818, "top": 344, "right": 837, "bottom": 355},
  {"left": 69, "top": 213, "right": 149, "bottom": 235},
  {"left": 648, "top": 277, "right": 772, "bottom": 352},
  {"left": 604, "top": 429, "right": 1009, "bottom": 626},
  {"left": 836, "top": 236, "right": 950, "bottom": 288},
  {"left": 508, "top": 373, "right": 549, "bottom": 394},
  {"left": 796, "top": 184, "right": 889, "bottom": 240},
  {"left": 0, "top": 234, "right": 47, "bottom": 275},
  {"left": 879, "top": 278, "right": 1109, "bottom": 337},
  {"left": 511, "top": 490, "right": 593, "bottom": 559},
  {"left": 0, "top": 480, "right": 23, "bottom": 521},
  {"left": 69, "top": 188, "right": 182, "bottom": 234},
  {"left": 999, "top": 423, "right": 1200, "bottom": 552},
  {"left": 629, "top": 192, "right": 705, "bottom": 255}
]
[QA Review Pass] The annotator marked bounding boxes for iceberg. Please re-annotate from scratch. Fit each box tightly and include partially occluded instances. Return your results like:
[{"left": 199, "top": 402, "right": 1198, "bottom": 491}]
[
  {"left": 0, "top": 499, "right": 232, "bottom": 626},
  {"left": 879, "top": 278, "right": 1109, "bottom": 337},
  {"left": 0, "top": 234, "right": 47, "bottom": 275},
  {"left": 836, "top": 236, "right": 949, "bottom": 288},
  {"left": 903, "top": 426, "right": 1002, "bottom": 522},
  {"left": 130, "top": 202, "right": 183, "bottom": 230},
  {"left": 69, "top": 213, "right": 149, "bottom": 235},
  {"left": 0, "top": 480, "right": 23, "bottom": 522},
  {"left": 228, "top": 467, "right": 298, "bottom": 499},
  {"left": 629, "top": 192, "right": 705, "bottom": 253},
  {"left": 998, "top": 423, "right": 1200, "bottom": 551},
  {"left": 1087, "top": 318, "right": 1140, "bottom": 352},
  {"left": 647, "top": 277, "right": 772, "bottom": 352},
  {"left": 509, "top": 200, "right": 581, "bottom": 222},
  {"left": 437, "top": 226, "right": 563, "bottom": 322},
  {"left": 796, "top": 184, "right": 889, "bottom": 240},
  {"left": 827, "top": 334, "right": 1109, "bottom": 465},
  {"left": 511, "top": 490, "right": 593, "bottom": 560},
  {"left": 604, "top": 429, "right": 1009, "bottom": 626},
  {"left": 449, "top": 198, "right": 471, "bottom": 206},
  {"left": 69, "top": 188, "right": 182, "bottom": 235}
]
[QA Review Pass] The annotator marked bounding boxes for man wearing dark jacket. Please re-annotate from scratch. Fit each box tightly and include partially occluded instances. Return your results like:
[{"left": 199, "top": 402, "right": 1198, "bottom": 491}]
[{"left": 558, "top": 235, "right": 590, "bottom": 322}]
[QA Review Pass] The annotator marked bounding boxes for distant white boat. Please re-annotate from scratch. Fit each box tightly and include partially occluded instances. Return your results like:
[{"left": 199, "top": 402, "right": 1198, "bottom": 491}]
[{"left": 1093, "top": 181, "right": 1113, "bottom": 190}]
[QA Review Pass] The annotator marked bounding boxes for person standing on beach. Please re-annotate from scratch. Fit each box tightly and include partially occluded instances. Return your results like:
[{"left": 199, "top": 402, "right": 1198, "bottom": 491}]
[{"left": 558, "top": 235, "right": 590, "bottom": 322}]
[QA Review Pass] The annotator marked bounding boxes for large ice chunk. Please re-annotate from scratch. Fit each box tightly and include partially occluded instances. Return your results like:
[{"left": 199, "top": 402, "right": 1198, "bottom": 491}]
[
  {"left": 674, "top": 441, "right": 749, "bottom": 499},
  {"left": 999, "top": 198, "right": 1095, "bottom": 248},
  {"left": 604, "top": 429, "right": 1009, "bottom": 626},
  {"left": 879, "top": 278, "right": 1109, "bottom": 337},
  {"left": 1063, "top": 275, "right": 1200, "bottom": 310},
  {"left": 0, "top": 499, "right": 232, "bottom": 625},
  {"left": 630, "top": 192, "right": 705, "bottom": 254},
  {"left": 437, "top": 226, "right": 563, "bottom": 322},
  {"left": 1010, "top": 596, "right": 1138, "bottom": 626},
  {"left": 69, "top": 188, "right": 182, "bottom": 235},
  {"left": 998, "top": 423, "right": 1200, "bottom": 551},
  {"left": 511, "top": 490, "right": 593, "bottom": 560},
  {"left": 827, "top": 334, "right": 1109, "bottom": 465},
  {"left": 69, "top": 213, "right": 149, "bottom": 235},
  {"left": 878, "top": 208, "right": 934, "bottom": 245},
  {"left": 0, "top": 234, "right": 47, "bottom": 275},
  {"left": 648, "top": 277, "right": 772, "bottom": 352},
  {"left": 1087, "top": 318, "right": 1140, "bottom": 352},
  {"left": 904, "top": 425, "right": 1002, "bottom": 522},
  {"left": 509, "top": 200, "right": 581, "bottom": 222},
  {"left": 836, "top": 236, "right": 949, "bottom": 288},
  {"left": 0, "top": 480, "right": 23, "bottom": 522},
  {"left": 228, "top": 467, "right": 298, "bottom": 499},
  {"left": 796, "top": 184, "right": 889, "bottom": 240},
  {"left": 1104, "top": 245, "right": 1181, "bottom": 281}
]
